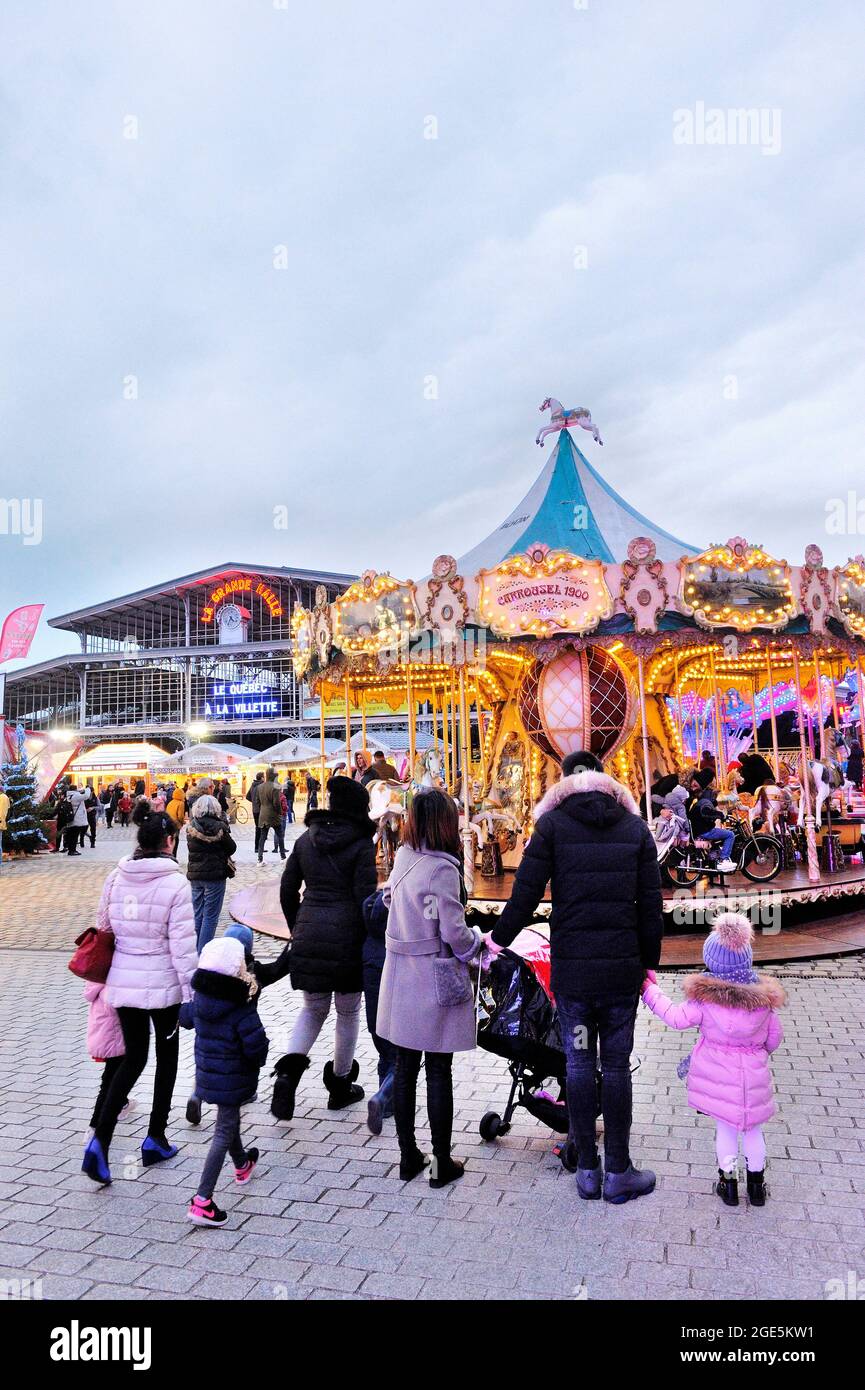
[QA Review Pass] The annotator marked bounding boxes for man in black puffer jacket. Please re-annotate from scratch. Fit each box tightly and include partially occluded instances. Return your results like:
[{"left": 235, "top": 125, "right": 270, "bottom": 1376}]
[{"left": 490, "top": 752, "right": 663, "bottom": 1205}]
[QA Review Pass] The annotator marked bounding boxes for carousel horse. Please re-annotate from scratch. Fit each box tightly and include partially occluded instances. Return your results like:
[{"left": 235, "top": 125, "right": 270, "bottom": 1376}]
[
  {"left": 367, "top": 778, "right": 407, "bottom": 871},
  {"left": 470, "top": 791, "right": 520, "bottom": 848},
  {"left": 411, "top": 746, "right": 444, "bottom": 792},
  {"left": 798, "top": 729, "right": 848, "bottom": 829},
  {"left": 536, "top": 398, "right": 603, "bottom": 448}
]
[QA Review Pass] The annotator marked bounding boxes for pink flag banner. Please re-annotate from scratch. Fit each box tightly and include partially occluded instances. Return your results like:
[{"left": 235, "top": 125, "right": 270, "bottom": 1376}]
[{"left": 0, "top": 604, "right": 44, "bottom": 664}]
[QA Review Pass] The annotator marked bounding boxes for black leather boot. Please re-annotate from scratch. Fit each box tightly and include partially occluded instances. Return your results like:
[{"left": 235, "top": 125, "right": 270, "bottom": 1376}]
[
  {"left": 716, "top": 1167, "right": 739, "bottom": 1206},
  {"left": 270, "top": 1053, "right": 310, "bottom": 1121},
  {"left": 322, "top": 1060, "right": 364, "bottom": 1111},
  {"left": 746, "top": 1168, "right": 767, "bottom": 1206}
]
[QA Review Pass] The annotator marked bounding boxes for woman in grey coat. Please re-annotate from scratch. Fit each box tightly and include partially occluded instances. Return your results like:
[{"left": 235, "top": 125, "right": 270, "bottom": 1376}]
[{"left": 376, "top": 789, "right": 482, "bottom": 1189}]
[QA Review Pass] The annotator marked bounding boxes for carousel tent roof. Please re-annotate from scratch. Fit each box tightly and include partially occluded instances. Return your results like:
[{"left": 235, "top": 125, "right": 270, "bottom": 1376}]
[{"left": 455, "top": 429, "right": 699, "bottom": 573}]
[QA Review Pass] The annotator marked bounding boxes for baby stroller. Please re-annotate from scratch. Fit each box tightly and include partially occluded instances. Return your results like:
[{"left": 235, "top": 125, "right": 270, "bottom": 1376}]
[{"left": 476, "top": 924, "right": 640, "bottom": 1142}]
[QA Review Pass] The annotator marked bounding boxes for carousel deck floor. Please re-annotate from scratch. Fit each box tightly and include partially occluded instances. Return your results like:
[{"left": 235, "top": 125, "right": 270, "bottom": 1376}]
[
  {"left": 659, "top": 910, "right": 865, "bottom": 966},
  {"left": 458, "top": 858, "right": 865, "bottom": 909},
  {"left": 231, "top": 866, "right": 865, "bottom": 966}
]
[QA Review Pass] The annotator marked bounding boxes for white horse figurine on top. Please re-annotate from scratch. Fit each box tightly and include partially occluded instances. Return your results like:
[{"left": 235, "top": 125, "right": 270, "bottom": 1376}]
[{"left": 536, "top": 397, "right": 603, "bottom": 448}]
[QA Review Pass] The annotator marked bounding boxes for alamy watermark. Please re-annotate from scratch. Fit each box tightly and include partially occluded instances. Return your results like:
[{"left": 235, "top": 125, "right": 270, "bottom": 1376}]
[
  {"left": 0, "top": 497, "right": 42, "bottom": 545},
  {"left": 673, "top": 102, "right": 781, "bottom": 156}
]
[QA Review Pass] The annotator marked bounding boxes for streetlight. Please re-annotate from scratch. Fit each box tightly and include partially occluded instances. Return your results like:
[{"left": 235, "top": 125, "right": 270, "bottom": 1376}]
[{"left": 187, "top": 723, "right": 208, "bottom": 741}]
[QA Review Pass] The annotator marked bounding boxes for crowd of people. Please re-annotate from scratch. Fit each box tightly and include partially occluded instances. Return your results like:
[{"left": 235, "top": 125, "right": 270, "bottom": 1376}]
[{"left": 76, "top": 746, "right": 787, "bottom": 1224}]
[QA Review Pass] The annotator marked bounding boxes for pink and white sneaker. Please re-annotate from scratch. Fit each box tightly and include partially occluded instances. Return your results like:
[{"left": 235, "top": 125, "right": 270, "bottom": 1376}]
[
  {"left": 234, "top": 1147, "right": 259, "bottom": 1185},
  {"left": 187, "top": 1195, "right": 228, "bottom": 1226}
]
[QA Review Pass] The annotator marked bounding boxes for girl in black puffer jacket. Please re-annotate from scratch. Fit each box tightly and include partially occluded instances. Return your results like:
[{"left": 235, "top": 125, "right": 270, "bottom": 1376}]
[
  {"left": 276, "top": 776, "right": 378, "bottom": 1117},
  {"left": 186, "top": 936, "right": 269, "bottom": 1228}
]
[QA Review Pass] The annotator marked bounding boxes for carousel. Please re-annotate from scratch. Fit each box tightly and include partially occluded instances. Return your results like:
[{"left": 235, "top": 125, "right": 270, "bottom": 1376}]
[{"left": 243, "top": 400, "right": 865, "bottom": 940}]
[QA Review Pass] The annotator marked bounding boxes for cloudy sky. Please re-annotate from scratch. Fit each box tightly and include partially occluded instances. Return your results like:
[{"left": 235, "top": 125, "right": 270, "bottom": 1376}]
[{"left": 2, "top": 0, "right": 864, "bottom": 667}]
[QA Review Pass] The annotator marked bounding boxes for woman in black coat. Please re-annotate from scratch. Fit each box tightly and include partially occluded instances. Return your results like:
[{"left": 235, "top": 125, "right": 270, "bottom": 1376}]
[{"left": 276, "top": 776, "right": 378, "bottom": 1115}]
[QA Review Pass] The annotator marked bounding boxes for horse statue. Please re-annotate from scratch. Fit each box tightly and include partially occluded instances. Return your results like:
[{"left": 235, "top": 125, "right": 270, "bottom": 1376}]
[
  {"left": 367, "top": 777, "right": 408, "bottom": 872},
  {"left": 411, "top": 746, "right": 444, "bottom": 793},
  {"left": 798, "top": 728, "right": 848, "bottom": 829},
  {"left": 536, "top": 397, "right": 603, "bottom": 448}
]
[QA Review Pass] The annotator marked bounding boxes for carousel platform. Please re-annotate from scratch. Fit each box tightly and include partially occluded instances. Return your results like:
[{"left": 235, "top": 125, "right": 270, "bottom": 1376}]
[
  {"left": 228, "top": 863, "right": 865, "bottom": 968},
  {"left": 463, "top": 858, "right": 865, "bottom": 917},
  {"left": 660, "top": 908, "right": 865, "bottom": 967}
]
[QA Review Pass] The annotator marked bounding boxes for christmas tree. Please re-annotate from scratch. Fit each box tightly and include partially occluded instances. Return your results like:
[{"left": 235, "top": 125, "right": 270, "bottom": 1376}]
[{"left": 1, "top": 758, "right": 47, "bottom": 854}]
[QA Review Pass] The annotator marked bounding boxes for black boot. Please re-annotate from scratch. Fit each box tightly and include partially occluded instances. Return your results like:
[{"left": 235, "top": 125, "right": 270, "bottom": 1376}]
[
  {"left": 746, "top": 1168, "right": 767, "bottom": 1207},
  {"left": 429, "top": 1154, "right": 465, "bottom": 1189},
  {"left": 322, "top": 1060, "right": 364, "bottom": 1111},
  {"left": 716, "top": 1167, "right": 739, "bottom": 1206},
  {"left": 270, "top": 1053, "right": 310, "bottom": 1121}
]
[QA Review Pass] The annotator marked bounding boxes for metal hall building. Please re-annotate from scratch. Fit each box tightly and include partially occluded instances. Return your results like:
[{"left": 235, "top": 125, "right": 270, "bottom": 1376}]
[{"left": 2, "top": 564, "right": 355, "bottom": 750}]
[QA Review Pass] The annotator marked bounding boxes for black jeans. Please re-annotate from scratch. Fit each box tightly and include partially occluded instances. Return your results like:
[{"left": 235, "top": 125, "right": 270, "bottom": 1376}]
[
  {"left": 555, "top": 989, "right": 639, "bottom": 1174},
  {"left": 363, "top": 961, "right": 397, "bottom": 1086},
  {"left": 257, "top": 823, "right": 285, "bottom": 856},
  {"left": 392, "top": 1047, "right": 453, "bottom": 1159},
  {"left": 94, "top": 1005, "right": 180, "bottom": 1153},
  {"left": 89, "top": 1055, "right": 126, "bottom": 1130}
]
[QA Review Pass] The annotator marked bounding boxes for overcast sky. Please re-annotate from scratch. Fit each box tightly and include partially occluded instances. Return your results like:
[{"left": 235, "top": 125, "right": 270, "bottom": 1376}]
[{"left": 2, "top": 0, "right": 864, "bottom": 668}]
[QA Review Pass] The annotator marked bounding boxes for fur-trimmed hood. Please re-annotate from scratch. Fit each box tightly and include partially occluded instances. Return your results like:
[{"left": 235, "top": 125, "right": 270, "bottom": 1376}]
[
  {"left": 683, "top": 971, "right": 786, "bottom": 1012},
  {"left": 534, "top": 770, "right": 639, "bottom": 820},
  {"left": 187, "top": 815, "right": 228, "bottom": 843}
]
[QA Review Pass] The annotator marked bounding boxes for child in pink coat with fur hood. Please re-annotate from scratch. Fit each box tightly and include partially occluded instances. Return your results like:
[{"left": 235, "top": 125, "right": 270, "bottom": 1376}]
[
  {"left": 83, "top": 982, "right": 131, "bottom": 1136},
  {"left": 641, "top": 912, "right": 785, "bottom": 1208}
]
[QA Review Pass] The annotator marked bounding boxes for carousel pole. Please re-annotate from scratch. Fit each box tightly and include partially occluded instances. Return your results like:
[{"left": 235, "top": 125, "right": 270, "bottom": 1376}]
[
  {"left": 360, "top": 689, "right": 367, "bottom": 756},
  {"left": 856, "top": 653, "right": 865, "bottom": 749},
  {"left": 440, "top": 681, "right": 450, "bottom": 790},
  {"left": 828, "top": 652, "right": 841, "bottom": 736},
  {"left": 792, "top": 646, "right": 820, "bottom": 884},
  {"left": 474, "top": 685, "right": 487, "bottom": 793},
  {"left": 749, "top": 676, "right": 760, "bottom": 755},
  {"left": 406, "top": 661, "right": 415, "bottom": 778},
  {"left": 319, "top": 686, "right": 326, "bottom": 791},
  {"left": 813, "top": 651, "right": 826, "bottom": 758},
  {"left": 766, "top": 647, "right": 780, "bottom": 778},
  {"left": 458, "top": 666, "right": 475, "bottom": 893},
  {"left": 343, "top": 675, "right": 351, "bottom": 773},
  {"left": 636, "top": 654, "right": 654, "bottom": 829},
  {"left": 709, "top": 648, "right": 727, "bottom": 790},
  {"left": 450, "top": 669, "right": 458, "bottom": 789},
  {"left": 431, "top": 683, "right": 440, "bottom": 753},
  {"left": 674, "top": 653, "right": 685, "bottom": 767}
]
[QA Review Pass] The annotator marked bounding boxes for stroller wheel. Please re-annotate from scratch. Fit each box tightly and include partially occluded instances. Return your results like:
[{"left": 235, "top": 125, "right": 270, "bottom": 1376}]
[{"left": 479, "top": 1111, "right": 503, "bottom": 1142}]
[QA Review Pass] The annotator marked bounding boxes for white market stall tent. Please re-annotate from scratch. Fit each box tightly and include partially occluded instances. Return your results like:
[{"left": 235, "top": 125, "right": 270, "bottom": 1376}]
[{"left": 155, "top": 742, "right": 255, "bottom": 775}]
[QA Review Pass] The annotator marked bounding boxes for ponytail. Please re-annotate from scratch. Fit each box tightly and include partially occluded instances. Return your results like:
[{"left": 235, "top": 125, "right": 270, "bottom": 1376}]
[{"left": 133, "top": 799, "right": 179, "bottom": 855}]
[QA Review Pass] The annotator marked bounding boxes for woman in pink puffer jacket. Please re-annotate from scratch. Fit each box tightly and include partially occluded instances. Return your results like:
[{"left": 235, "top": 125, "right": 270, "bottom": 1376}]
[
  {"left": 82, "top": 802, "right": 198, "bottom": 1187},
  {"left": 641, "top": 912, "right": 785, "bottom": 1209}
]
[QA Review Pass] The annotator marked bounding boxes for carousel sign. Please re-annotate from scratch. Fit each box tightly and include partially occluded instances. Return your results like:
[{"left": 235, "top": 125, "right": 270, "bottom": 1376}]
[
  {"left": 478, "top": 545, "right": 613, "bottom": 637},
  {"left": 679, "top": 539, "right": 796, "bottom": 632}
]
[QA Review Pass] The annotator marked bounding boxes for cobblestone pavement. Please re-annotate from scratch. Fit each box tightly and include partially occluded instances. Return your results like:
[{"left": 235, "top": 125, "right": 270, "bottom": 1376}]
[{"left": 1, "top": 829, "right": 864, "bottom": 1301}]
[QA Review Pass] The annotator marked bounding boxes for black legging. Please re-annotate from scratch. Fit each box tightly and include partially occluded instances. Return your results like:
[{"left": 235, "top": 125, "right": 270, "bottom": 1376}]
[
  {"left": 94, "top": 1005, "right": 180, "bottom": 1153},
  {"left": 392, "top": 1047, "right": 454, "bottom": 1160},
  {"left": 89, "top": 1055, "right": 126, "bottom": 1130}
]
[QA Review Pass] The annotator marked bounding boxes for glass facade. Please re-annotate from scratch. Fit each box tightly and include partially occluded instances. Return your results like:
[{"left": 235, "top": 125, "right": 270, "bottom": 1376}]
[{"left": 3, "top": 566, "right": 352, "bottom": 744}]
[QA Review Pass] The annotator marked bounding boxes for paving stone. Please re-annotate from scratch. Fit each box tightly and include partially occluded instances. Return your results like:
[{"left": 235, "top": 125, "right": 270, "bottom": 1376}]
[{"left": 2, "top": 856, "right": 864, "bottom": 1301}]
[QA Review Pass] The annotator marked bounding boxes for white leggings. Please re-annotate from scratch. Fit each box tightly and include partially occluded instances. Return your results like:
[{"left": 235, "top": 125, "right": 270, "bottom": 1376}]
[
  {"left": 715, "top": 1119, "right": 766, "bottom": 1172},
  {"left": 288, "top": 990, "right": 362, "bottom": 1076}
]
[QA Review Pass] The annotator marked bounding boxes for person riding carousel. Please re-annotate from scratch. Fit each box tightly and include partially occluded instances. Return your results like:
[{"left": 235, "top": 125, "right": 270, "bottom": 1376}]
[{"left": 686, "top": 769, "right": 737, "bottom": 873}]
